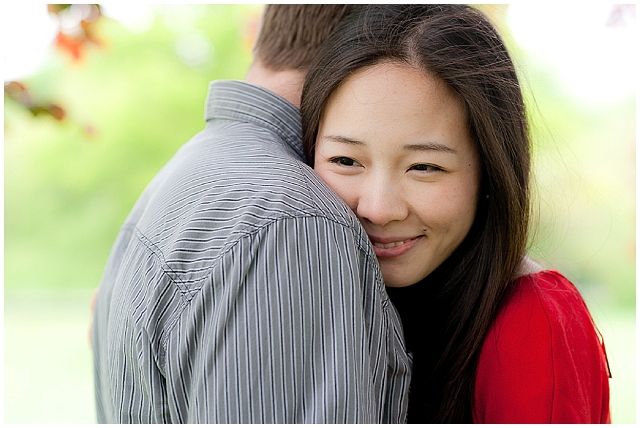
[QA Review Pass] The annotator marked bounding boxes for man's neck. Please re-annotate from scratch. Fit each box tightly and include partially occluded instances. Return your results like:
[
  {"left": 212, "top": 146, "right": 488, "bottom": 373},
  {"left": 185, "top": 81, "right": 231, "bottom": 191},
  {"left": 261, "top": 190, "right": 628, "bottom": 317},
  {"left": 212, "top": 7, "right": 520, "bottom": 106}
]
[{"left": 244, "top": 61, "right": 306, "bottom": 108}]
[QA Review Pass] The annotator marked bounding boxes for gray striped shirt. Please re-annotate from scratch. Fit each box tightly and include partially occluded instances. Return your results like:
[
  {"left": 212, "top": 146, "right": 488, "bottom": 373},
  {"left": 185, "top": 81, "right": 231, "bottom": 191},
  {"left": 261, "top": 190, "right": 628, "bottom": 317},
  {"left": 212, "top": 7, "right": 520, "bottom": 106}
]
[{"left": 92, "top": 80, "right": 411, "bottom": 423}]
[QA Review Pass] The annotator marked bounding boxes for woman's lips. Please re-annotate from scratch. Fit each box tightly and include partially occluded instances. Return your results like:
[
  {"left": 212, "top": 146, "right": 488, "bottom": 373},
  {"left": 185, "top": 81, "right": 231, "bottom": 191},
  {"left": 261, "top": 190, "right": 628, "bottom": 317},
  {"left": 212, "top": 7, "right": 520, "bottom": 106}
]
[{"left": 369, "top": 235, "right": 422, "bottom": 258}]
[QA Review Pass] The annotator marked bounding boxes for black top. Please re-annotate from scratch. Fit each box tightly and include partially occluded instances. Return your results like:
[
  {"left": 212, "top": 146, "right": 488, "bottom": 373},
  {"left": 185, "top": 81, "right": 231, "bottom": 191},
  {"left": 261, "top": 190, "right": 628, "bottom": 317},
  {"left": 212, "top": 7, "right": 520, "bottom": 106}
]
[{"left": 387, "top": 280, "right": 446, "bottom": 423}]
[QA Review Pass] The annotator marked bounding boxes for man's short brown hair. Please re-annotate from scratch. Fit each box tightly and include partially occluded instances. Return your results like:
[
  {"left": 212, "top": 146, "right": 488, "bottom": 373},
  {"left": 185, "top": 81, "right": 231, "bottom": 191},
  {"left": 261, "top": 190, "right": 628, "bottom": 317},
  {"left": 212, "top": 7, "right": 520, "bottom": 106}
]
[{"left": 253, "top": 5, "right": 352, "bottom": 71}]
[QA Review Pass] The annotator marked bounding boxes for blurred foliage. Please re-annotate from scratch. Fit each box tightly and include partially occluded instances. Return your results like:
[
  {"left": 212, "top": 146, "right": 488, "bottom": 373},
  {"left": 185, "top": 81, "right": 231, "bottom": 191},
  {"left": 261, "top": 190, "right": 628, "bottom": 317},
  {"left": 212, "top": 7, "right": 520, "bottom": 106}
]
[
  {"left": 48, "top": 4, "right": 104, "bottom": 60},
  {"left": 5, "top": 4, "right": 260, "bottom": 288},
  {"left": 4, "top": 81, "right": 66, "bottom": 120},
  {"left": 3, "top": 5, "right": 635, "bottom": 310}
]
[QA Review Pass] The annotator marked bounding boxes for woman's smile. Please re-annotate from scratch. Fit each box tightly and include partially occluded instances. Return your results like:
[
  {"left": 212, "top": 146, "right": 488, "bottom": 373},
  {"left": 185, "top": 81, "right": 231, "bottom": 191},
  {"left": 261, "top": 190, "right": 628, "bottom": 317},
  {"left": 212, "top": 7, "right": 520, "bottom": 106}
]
[{"left": 369, "top": 235, "right": 423, "bottom": 259}]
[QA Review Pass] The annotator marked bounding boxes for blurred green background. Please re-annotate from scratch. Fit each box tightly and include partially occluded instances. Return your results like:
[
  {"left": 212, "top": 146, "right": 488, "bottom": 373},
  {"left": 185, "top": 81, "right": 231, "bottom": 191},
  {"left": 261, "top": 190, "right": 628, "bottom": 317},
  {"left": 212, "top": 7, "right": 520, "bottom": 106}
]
[{"left": 4, "top": 4, "right": 635, "bottom": 423}]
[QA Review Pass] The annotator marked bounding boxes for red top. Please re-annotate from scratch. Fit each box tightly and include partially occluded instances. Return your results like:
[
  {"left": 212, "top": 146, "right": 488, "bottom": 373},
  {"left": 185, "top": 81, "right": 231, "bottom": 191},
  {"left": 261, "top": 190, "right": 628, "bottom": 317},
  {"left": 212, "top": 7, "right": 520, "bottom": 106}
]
[{"left": 473, "top": 270, "right": 611, "bottom": 423}]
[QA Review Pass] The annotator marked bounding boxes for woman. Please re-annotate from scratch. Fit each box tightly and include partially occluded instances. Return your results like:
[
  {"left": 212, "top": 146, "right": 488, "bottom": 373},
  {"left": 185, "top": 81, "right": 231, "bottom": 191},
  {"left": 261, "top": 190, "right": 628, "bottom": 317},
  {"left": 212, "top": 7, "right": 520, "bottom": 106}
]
[{"left": 301, "top": 5, "right": 611, "bottom": 424}]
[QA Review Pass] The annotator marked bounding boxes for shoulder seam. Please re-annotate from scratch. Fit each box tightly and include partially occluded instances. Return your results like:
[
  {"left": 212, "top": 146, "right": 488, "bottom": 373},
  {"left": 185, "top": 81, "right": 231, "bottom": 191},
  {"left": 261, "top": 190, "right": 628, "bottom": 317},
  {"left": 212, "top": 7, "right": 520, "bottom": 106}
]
[{"left": 131, "top": 211, "right": 386, "bottom": 364}]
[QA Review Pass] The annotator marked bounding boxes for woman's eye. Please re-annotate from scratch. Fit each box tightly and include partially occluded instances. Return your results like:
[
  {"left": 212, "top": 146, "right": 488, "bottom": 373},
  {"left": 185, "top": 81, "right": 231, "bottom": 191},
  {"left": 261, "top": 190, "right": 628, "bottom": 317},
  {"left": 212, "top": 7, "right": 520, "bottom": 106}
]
[
  {"left": 409, "top": 164, "right": 440, "bottom": 172},
  {"left": 330, "top": 156, "right": 360, "bottom": 167}
]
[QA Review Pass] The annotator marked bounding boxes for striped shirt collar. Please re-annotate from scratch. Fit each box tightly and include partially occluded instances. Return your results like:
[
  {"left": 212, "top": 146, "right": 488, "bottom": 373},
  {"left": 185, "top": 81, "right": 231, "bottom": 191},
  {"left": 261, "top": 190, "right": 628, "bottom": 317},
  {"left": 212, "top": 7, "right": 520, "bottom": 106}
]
[{"left": 205, "top": 80, "right": 304, "bottom": 160}]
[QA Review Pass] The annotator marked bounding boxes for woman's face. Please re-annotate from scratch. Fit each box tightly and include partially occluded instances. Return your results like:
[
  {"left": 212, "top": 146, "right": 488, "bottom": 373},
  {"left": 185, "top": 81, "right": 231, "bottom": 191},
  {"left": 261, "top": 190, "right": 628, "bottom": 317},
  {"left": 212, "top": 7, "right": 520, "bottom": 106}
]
[{"left": 314, "top": 62, "right": 481, "bottom": 287}]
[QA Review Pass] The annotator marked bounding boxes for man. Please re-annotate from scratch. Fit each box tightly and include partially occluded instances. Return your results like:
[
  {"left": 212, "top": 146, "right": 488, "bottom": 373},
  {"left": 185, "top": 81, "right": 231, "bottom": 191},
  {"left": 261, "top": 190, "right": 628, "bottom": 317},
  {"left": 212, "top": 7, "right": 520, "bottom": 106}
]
[{"left": 92, "top": 5, "right": 410, "bottom": 423}]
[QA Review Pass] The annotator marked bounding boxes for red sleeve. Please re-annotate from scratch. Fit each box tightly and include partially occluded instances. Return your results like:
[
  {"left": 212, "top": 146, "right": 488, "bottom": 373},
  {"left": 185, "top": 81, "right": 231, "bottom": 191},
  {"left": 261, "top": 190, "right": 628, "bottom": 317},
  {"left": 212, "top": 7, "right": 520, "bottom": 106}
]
[{"left": 473, "top": 271, "right": 611, "bottom": 423}]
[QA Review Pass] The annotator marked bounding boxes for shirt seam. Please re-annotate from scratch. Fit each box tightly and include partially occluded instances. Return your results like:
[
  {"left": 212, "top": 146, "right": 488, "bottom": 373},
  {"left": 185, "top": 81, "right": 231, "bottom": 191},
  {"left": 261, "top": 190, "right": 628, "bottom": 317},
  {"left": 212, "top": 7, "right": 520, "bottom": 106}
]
[{"left": 130, "top": 207, "right": 386, "bottom": 367}]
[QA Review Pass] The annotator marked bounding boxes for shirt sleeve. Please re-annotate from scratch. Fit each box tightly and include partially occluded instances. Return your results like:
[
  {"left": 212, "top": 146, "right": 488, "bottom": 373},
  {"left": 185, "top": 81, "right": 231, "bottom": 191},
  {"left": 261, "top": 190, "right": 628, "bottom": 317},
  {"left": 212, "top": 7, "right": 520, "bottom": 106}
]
[
  {"left": 166, "top": 214, "right": 411, "bottom": 423},
  {"left": 473, "top": 271, "right": 611, "bottom": 423}
]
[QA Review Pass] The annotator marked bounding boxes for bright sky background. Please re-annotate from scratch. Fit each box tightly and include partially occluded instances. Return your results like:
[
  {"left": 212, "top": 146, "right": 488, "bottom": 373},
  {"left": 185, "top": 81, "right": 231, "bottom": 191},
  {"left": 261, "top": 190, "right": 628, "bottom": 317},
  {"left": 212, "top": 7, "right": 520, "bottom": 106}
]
[{"left": 2, "top": 4, "right": 637, "bottom": 107}]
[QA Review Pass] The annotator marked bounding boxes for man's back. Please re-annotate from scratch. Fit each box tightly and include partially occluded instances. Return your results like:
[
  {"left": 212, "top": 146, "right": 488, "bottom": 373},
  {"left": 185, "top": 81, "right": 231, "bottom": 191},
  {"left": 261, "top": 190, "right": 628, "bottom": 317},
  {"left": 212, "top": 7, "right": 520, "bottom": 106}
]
[{"left": 92, "top": 80, "right": 410, "bottom": 423}]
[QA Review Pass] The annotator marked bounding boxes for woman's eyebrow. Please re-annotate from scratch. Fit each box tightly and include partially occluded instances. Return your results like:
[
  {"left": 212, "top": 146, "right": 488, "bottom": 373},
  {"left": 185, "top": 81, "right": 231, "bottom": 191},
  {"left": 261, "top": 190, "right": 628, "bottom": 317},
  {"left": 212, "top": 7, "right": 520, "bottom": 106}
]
[
  {"left": 322, "top": 136, "right": 457, "bottom": 154},
  {"left": 322, "top": 135, "right": 365, "bottom": 146},
  {"left": 404, "top": 142, "right": 457, "bottom": 154}
]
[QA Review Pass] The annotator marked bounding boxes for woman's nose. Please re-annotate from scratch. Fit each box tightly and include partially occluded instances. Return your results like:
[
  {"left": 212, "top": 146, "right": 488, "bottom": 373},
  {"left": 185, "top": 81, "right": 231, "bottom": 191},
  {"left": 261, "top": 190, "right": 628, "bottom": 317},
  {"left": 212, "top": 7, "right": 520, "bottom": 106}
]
[{"left": 355, "top": 179, "right": 409, "bottom": 226}]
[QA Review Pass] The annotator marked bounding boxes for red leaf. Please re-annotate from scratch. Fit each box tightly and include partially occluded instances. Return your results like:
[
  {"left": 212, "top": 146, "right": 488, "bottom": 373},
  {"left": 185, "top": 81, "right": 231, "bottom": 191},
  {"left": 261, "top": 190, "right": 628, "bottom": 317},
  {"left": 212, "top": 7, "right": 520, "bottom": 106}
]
[{"left": 54, "top": 32, "right": 84, "bottom": 60}]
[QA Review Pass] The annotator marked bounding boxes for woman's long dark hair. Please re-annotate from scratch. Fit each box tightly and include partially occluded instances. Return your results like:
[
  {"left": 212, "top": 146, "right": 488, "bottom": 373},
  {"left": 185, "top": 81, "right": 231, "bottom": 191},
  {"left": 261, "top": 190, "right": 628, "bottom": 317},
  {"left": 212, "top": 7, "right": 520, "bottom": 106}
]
[{"left": 301, "top": 5, "right": 531, "bottom": 423}]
